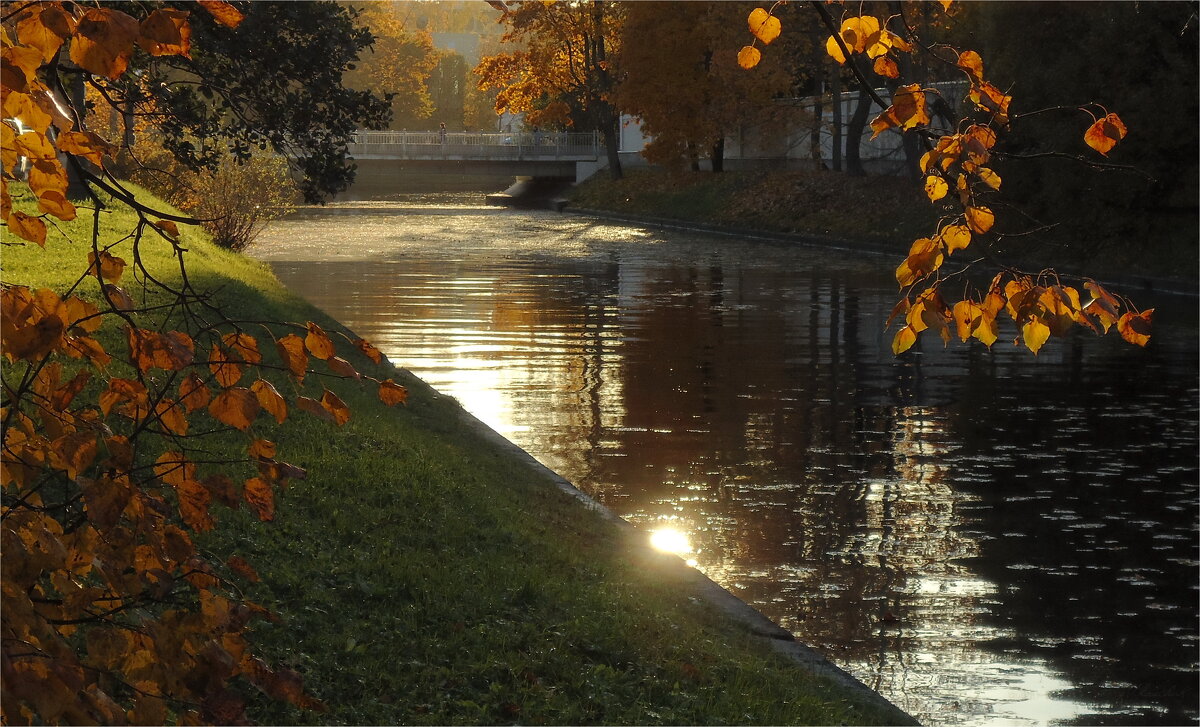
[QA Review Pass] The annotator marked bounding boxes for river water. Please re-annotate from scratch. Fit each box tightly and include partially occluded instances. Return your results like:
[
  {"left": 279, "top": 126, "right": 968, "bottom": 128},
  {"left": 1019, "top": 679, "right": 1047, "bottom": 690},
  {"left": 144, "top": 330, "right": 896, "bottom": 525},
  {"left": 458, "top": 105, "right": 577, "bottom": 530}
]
[{"left": 251, "top": 190, "right": 1198, "bottom": 726}]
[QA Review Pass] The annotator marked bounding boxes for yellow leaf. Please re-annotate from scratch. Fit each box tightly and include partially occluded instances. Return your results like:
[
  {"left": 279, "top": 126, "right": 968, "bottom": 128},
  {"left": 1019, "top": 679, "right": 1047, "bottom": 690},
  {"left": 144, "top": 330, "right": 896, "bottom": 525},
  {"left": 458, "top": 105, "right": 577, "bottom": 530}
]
[
  {"left": 737, "top": 45, "right": 762, "bottom": 70},
  {"left": 965, "top": 206, "right": 994, "bottom": 234},
  {"left": 824, "top": 35, "right": 846, "bottom": 65},
  {"left": 977, "top": 167, "right": 1001, "bottom": 190},
  {"left": 197, "top": 0, "right": 245, "bottom": 28},
  {"left": 892, "top": 325, "right": 917, "bottom": 354},
  {"left": 941, "top": 224, "right": 971, "bottom": 254},
  {"left": 924, "top": 175, "right": 948, "bottom": 202},
  {"left": 1021, "top": 318, "right": 1051, "bottom": 354},
  {"left": 1084, "top": 112, "right": 1127, "bottom": 156},
  {"left": 952, "top": 300, "right": 980, "bottom": 342},
  {"left": 747, "top": 9, "right": 781, "bottom": 45}
]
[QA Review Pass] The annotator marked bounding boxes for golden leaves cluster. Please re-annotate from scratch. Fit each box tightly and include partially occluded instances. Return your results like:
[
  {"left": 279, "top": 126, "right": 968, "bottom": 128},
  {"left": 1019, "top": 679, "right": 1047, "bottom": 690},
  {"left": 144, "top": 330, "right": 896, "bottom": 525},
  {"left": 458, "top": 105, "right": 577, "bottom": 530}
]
[
  {"left": 2, "top": 2, "right": 412, "bottom": 723},
  {"left": 736, "top": 3, "right": 1144, "bottom": 358}
]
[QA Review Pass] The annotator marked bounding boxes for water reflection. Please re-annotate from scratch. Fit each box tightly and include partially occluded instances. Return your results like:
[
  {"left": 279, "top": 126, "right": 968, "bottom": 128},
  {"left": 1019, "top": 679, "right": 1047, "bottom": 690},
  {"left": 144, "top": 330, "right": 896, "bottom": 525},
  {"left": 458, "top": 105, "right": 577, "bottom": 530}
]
[{"left": 252, "top": 196, "right": 1198, "bottom": 726}]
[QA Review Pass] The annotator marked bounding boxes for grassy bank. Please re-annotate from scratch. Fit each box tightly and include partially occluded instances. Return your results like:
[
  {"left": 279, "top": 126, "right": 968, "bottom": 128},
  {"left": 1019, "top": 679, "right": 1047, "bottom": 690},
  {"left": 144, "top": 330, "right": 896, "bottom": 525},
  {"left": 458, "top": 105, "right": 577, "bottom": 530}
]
[
  {"left": 4, "top": 184, "right": 914, "bottom": 725},
  {"left": 569, "top": 168, "right": 1198, "bottom": 288}
]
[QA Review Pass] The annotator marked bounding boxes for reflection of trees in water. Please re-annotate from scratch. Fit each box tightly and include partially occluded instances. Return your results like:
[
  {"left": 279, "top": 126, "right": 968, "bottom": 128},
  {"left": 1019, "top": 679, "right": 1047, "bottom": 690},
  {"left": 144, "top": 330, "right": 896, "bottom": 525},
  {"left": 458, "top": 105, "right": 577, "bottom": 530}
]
[{"left": 263, "top": 220, "right": 1198, "bottom": 725}]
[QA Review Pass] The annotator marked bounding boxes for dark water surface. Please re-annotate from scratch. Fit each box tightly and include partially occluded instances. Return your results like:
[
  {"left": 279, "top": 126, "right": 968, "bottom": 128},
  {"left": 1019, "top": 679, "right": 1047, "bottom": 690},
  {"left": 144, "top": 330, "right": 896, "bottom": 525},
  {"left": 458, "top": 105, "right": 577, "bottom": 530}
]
[{"left": 252, "top": 193, "right": 1198, "bottom": 726}]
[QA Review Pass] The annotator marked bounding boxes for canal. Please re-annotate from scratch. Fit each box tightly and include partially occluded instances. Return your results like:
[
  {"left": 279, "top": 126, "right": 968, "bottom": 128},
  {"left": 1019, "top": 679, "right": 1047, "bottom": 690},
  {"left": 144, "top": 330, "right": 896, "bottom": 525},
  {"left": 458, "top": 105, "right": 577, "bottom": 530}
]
[{"left": 251, "top": 188, "right": 1198, "bottom": 726}]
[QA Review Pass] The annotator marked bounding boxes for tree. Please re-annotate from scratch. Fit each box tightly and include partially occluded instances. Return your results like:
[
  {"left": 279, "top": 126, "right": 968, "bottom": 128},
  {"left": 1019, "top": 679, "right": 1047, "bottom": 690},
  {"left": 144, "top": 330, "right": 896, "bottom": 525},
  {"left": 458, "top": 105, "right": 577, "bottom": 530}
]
[
  {"left": 476, "top": 0, "right": 625, "bottom": 179},
  {"left": 740, "top": 0, "right": 1156, "bottom": 356},
  {"left": 342, "top": 1, "right": 440, "bottom": 131},
  {"left": 78, "top": 0, "right": 392, "bottom": 203},
  {"left": 614, "top": 3, "right": 795, "bottom": 173},
  {"left": 1, "top": 2, "right": 407, "bottom": 723}
]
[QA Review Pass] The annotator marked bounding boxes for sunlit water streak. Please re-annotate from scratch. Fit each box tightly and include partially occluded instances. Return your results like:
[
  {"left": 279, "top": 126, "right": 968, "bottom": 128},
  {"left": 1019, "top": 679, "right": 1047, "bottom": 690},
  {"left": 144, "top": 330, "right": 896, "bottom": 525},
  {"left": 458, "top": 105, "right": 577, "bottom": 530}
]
[{"left": 252, "top": 192, "right": 1198, "bottom": 726}]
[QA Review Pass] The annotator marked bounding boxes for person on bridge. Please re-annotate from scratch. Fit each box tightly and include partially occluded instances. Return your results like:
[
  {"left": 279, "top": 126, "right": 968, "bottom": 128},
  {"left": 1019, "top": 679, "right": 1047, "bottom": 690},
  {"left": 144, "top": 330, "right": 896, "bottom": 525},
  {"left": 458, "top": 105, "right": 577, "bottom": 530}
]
[{"left": 439, "top": 122, "right": 447, "bottom": 144}]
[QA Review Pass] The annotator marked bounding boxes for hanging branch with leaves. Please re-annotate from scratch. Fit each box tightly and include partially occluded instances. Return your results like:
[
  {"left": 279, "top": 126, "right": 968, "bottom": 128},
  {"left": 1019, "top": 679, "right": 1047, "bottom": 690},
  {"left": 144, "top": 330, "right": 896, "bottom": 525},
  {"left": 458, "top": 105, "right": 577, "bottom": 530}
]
[
  {"left": 738, "top": 0, "right": 1152, "bottom": 356},
  {"left": 2, "top": 2, "right": 407, "bottom": 723}
]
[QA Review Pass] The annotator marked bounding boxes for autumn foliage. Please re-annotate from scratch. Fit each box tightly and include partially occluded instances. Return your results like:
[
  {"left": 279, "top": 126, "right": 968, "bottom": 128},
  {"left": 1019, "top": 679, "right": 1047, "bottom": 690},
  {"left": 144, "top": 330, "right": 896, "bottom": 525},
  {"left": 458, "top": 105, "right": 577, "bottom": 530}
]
[
  {"left": 740, "top": 1, "right": 1152, "bottom": 355},
  {"left": 2, "top": 2, "right": 406, "bottom": 723}
]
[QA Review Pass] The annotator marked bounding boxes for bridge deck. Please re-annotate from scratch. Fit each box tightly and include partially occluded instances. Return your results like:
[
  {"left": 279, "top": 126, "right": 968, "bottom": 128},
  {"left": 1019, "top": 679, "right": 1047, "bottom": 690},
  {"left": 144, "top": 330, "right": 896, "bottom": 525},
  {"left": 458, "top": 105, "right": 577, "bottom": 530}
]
[{"left": 348, "top": 130, "right": 601, "bottom": 162}]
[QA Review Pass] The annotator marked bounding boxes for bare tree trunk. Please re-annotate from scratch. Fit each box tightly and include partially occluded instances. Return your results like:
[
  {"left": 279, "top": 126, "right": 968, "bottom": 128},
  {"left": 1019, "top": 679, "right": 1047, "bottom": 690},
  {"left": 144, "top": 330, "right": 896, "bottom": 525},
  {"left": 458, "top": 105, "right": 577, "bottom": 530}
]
[
  {"left": 591, "top": 1, "right": 623, "bottom": 180},
  {"left": 830, "top": 64, "right": 842, "bottom": 172},
  {"left": 809, "top": 26, "right": 824, "bottom": 170},
  {"left": 711, "top": 136, "right": 725, "bottom": 173},
  {"left": 845, "top": 87, "right": 871, "bottom": 177}
]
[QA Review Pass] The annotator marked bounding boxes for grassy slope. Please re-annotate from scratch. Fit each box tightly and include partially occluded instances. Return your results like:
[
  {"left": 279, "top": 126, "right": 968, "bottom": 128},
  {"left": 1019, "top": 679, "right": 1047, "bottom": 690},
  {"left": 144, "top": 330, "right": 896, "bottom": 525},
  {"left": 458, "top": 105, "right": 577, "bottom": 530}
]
[{"left": 3, "top": 184, "right": 914, "bottom": 726}]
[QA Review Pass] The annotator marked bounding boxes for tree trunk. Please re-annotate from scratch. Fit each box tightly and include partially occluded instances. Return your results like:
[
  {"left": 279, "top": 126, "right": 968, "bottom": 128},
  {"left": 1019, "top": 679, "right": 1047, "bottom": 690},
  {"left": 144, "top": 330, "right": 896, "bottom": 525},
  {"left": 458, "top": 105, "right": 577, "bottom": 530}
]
[
  {"left": 66, "top": 72, "right": 90, "bottom": 200},
  {"left": 809, "top": 24, "right": 824, "bottom": 170},
  {"left": 687, "top": 142, "right": 700, "bottom": 172},
  {"left": 887, "top": 1, "right": 921, "bottom": 178},
  {"left": 845, "top": 88, "right": 871, "bottom": 177},
  {"left": 711, "top": 136, "right": 725, "bottom": 173},
  {"left": 830, "top": 63, "right": 842, "bottom": 172},
  {"left": 591, "top": 1, "right": 622, "bottom": 180}
]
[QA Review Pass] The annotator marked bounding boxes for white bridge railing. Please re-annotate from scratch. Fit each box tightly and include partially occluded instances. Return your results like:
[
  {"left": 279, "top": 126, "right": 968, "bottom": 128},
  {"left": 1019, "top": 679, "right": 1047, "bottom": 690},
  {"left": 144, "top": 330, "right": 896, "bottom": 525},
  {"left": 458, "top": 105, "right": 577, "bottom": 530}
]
[{"left": 349, "top": 130, "right": 602, "bottom": 161}]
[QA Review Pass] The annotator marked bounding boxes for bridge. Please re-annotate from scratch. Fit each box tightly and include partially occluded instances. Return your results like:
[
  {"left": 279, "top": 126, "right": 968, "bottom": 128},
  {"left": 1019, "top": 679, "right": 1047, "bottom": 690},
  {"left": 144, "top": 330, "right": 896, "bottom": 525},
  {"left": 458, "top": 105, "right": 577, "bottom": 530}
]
[{"left": 347, "top": 130, "right": 604, "bottom": 179}]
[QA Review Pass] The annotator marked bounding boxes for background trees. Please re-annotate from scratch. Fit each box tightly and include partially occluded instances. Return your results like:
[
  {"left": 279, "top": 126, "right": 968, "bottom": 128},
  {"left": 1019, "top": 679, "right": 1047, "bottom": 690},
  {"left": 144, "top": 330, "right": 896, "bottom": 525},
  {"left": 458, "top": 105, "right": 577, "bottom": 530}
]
[
  {"left": 614, "top": 3, "right": 795, "bottom": 173},
  {"left": 475, "top": 1, "right": 625, "bottom": 177}
]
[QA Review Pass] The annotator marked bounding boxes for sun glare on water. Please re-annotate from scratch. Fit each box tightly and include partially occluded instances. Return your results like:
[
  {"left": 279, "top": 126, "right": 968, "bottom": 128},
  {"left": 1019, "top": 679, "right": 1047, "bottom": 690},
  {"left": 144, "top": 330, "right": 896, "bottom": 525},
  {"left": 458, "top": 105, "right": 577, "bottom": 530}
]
[{"left": 649, "top": 527, "right": 698, "bottom": 567}]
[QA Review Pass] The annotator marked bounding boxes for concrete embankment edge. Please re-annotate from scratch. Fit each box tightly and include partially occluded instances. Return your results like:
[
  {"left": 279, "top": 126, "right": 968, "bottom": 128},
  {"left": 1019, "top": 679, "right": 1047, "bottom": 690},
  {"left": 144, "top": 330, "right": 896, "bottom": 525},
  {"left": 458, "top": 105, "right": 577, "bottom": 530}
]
[
  {"left": 390, "top": 368, "right": 915, "bottom": 723},
  {"left": 562, "top": 206, "right": 1199, "bottom": 299}
]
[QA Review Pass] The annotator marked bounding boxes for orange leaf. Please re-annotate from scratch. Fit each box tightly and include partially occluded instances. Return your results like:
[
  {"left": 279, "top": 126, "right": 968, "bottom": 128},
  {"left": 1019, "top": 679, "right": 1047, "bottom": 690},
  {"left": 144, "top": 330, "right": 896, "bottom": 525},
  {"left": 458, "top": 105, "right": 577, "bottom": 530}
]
[
  {"left": 1084, "top": 112, "right": 1127, "bottom": 156},
  {"left": 747, "top": 9, "right": 781, "bottom": 45},
  {"left": 154, "top": 451, "right": 195, "bottom": 487},
  {"left": 296, "top": 395, "right": 334, "bottom": 423},
  {"left": 276, "top": 334, "right": 308, "bottom": 380},
  {"left": 87, "top": 250, "right": 127, "bottom": 283},
  {"left": 248, "top": 439, "right": 276, "bottom": 460},
  {"left": 226, "top": 555, "right": 260, "bottom": 583},
  {"left": 965, "top": 206, "right": 995, "bottom": 234},
  {"left": 154, "top": 219, "right": 180, "bottom": 239},
  {"left": 957, "top": 50, "right": 984, "bottom": 81},
  {"left": 16, "top": 5, "right": 75, "bottom": 63},
  {"left": 327, "top": 356, "right": 359, "bottom": 380},
  {"left": 737, "top": 45, "right": 762, "bottom": 70},
  {"left": 36, "top": 189, "right": 76, "bottom": 221},
  {"left": 178, "top": 373, "right": 211, "bottom": 413},
  {"left": 952, "top": 300, "right": 981, "bottom": 342},
  {"left": 209, "top": 344, "right": 245, "bottom": 387},
  {"left": 378, "top": 379, "right": 408, "bottom": 406},
  {"left": 138, "top": 8, "right": 192, "bottom": 58},
  {"left": 243, "top": 477, "right": 274, "bottom": 521},
  {"left": 320, "top": 389, "right": 351, "bottom": 427},
  {"left": 56, "top": 130, "right": 117, "bottom": 167},
  {"left": 208, "top": 387, "right": 260, "bottom": 431},
  {"left": 102, "top": 284, "right": 135, "bottom": 311},
  {"left": 304, "top": 322, "right": 336, "bottom": 360},
  {"left": 1116, "top": 309, "right": 1153, "bottom": 347},
  {"left": 155, "top": 398, "right": 189, "bottom": 436},
  {"left": 7, "top": 210, "right": 47, "bottom": 246},
  {"left": 873, "top": 55, "right": 899, "bottom": 79},
  {"left": 70, "top": 8, "right": 141, "bottom": 80},
  {"left": 354, "top": 338, "right": 383, "bottom": 364},
  {"left": 14, "top": 130, "right": 57, "bottom": 160},
  {"left": 197, "top": 0, "right": 245, "bottom": 28},
  {"left": 177, "top": 478, "right": 214, "bottom": 532},
  {"left": 250, "top": 379, "right": 287, "bottom": 424}
]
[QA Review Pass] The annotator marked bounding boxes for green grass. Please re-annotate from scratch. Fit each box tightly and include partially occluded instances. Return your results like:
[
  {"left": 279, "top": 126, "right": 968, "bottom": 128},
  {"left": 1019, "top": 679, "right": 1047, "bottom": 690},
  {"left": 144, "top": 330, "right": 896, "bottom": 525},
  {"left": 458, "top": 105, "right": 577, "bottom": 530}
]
[{"left": 3, "top": 183, "right": 915, "bottom": 725}]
